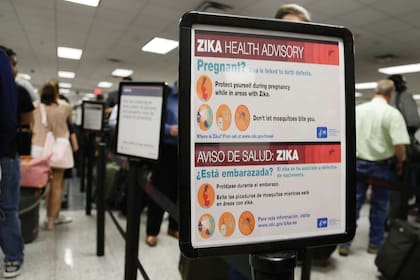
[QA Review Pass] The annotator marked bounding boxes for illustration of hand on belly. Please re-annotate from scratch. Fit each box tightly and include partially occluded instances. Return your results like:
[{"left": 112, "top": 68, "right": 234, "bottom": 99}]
[
  {"left": 198, "top": 183, "right": 214, "bottom": 209},
  {"left": 201, "top": 77, "right": 208, "bottom": 100},
  {"left": 196, "top": 75, "right": 212, "bottom": 101},
  {"left": 203, "top": 185, "right": 210, "bottom": 208}
]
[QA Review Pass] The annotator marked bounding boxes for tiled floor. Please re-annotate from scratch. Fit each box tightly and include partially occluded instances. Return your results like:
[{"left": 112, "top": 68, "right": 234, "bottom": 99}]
[{"left": 3, "top": 177, "right": 420, "bottom": 280}]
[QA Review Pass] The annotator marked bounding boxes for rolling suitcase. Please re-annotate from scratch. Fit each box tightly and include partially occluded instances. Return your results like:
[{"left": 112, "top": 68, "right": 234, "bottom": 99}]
[{"left": 375, "top": 219, "right": 420, "bottom": 280}]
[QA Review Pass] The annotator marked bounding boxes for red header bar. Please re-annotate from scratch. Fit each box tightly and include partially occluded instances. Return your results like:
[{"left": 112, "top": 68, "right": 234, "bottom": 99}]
[
  {"left": 195, "top": 31, "right": 339, "bottom": 65},
  {"left": 195, "top": 143, "right": 341, "bottom": 167}
]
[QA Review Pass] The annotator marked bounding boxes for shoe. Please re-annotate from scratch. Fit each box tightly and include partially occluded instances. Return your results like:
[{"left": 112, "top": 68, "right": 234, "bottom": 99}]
[
  {"left": 42, "top": 220, "right": 54, "bottom": 231},
  {"left": 146, "top": 236, "right": 157, "bottom": 247},
  {"left": 338, "top": 245, "right": 349, "bottom": 256},
  {"left": 4, "top": 261, "right": 23, "bottom": 278},
  {"left": 54, "top": 215, "right": 72, "bottom": 225},
  {"left": 167, "top": 229, "right": 179, "bottom": 239},
  {"left": 367, "top": 246, "right": 379, "bottom": 255}
]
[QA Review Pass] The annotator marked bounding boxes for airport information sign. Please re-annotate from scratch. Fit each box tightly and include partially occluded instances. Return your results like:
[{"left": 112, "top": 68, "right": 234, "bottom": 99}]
[
  {"left": 82, "top": 101, "right": 104, "bottom": 132},
  {"left": 179, "top": 12, "right": 355, "bottom": 256},
  {"left": 115, "top": 82, "right": 166, "bottom": 162}
]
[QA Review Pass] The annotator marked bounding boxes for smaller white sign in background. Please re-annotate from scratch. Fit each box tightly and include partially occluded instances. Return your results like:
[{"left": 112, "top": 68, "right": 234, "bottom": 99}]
[
  {"left": 117, "top": 85, "right": 163, "bottom": 160},
  {"left": 83, "top": 102, "right": 103, "bottom": 131}
]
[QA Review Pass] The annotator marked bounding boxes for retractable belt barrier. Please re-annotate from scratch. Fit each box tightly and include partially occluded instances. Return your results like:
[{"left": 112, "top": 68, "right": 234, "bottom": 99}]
[
  {"left": 356, "top": 160, "right": 420, "bottom": 221},
  {"left": 356, "top": 173, "right": 402, "bottom": 191},
  {"left": 93, "top": 140, "right": 178, "bottom": 280},
  {"left": 143, "top": 181, "right": 179, "bottom": 224}
]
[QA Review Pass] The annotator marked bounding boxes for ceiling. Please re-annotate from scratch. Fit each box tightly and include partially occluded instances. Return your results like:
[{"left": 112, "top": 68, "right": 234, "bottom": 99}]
[{"left": 2, "top": 0, "right": 420, "bottom": 103}]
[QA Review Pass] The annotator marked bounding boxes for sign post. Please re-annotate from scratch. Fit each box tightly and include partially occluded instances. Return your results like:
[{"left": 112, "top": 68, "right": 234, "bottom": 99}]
[
  {"left": 179, "top": 12, "right": 355, "bottom": 258},
  {"left": 82, "top": 101, "right": 105, "bottom": 132},
  {"left": 115, "top": 82, "right": 168, "bottom": 280},
  {"left": 81, "top": 101, "right": 105, "bottom": 215}
]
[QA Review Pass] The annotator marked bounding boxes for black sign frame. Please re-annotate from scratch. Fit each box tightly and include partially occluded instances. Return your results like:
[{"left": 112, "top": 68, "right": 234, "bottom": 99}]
[
  {"left": 114, "top": 81, "right": 168, "bottom": 163},
  {"left": 82, "top": 100, "right": 105, "bottom": 132},
  {"left": 179, "top": 12, "right": 356, "bottom": 257}
]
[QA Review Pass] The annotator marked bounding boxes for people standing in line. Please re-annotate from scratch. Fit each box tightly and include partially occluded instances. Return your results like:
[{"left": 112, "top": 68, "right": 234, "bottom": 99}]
[
  {"left": 105, "top": 76, "right": 132, "bottom": 159},
  {"left": 146, "top": 82, "right": 179, "bottom": 246},
  {"left": 16, "top": 74, "right": 38, "bottom": 102},
  {"left": 49, "top": 79, "right": 79, "bottom": 210},
  {"left": 0, "top": 46, "right": 35, "bottom": 156},
  {"left": 338, "top": 79, "right": 410, "bottom": 256},
  {"left": 0, "top": 44, "right": 36, "bottom": 278},
  {"left": 105, "top": 76, "right": 132, "bottom": 115},
  {"left": 387, "top": 74, "right": 420, "bottom": 222},
  {"left": 389, "top": 74, "right": 420, "bottom": 132},
  {"left": 274, "top": 3, "right": 311, "bottom": 22},
  {"left": 31, "top": 84, "right": 73, "bottom": 230},
  {"left": 48, "top": 78, "right": 79, "bottom": 154}
]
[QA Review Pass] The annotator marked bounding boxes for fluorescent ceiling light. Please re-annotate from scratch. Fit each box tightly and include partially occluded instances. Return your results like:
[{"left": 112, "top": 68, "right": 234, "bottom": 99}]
[
  {"left": 413, "top": 95, "right": 420, "bottom": 100},
  {"left": 60, "top": 88, "right": 71, "bottom": 94},
  {"left": 59, "top": 82, "right": 72, "bottom": 88},
  {"left": 57, "top": 46, "right": 83, "bottom": 60},
  {"left": 355, "top": 82, "right": 377, "bottom": 90},
  {"left": 58, "top": 71, "right": 75, "bottom": 79},
  {"left": 112, "top": 68, "right": 133, "bottom": 77},
  {"left": 64, "top": 0, "right": 100, "bottom": 7},
  {"left": 17, "top": 73, "right": 31, "bottom": 80},
  {"left": 97, "top": 81, "right": 113, "bottom": 88},
  {"left": 378, "top": 63, "right": 420, "bottom": 75},
  {"left": 355, "top": 92, "right": 363, "bottom": 98},
  {"left": 141, "top": 37, "right": 179, "bottom": 54}
]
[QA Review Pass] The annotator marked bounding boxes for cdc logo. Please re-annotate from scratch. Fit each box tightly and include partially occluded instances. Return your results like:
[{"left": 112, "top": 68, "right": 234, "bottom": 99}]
[
  {"left": 316, "top": 127, "right": 328, "bottom": 138},
  {"left": 317, "top": 217, "right": 328, "bottom": 228}
]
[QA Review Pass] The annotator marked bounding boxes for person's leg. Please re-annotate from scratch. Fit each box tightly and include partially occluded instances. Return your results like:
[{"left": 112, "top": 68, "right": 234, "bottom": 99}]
[
  {"left": 369, "top": 186, "right": 391, "bottom": 248},
  {"left": 340, "top": 179, "right": 367, "bottom": 249},
  {"left": 366, "top": 161, "right": 393, "bottom": 251},
  {"left": 145, "top": 144, "right": 179, "bottom": 244},
  {"left": 145, "top": 160, "right": 165, "bottom": 238},
  {"left": 339, "top": 159, "right": 370, "bottom": 256},
  {"left": 162, "top": 145, "right": 179, "bottom": 233},
  {"left": 146, "top": 199, "right": 165, "bottom": 236},
  {"left": 46, "top": 168, "right": 64, "bottom": 229},
  {"left": 0, "top": 156, "right": 24, "bottom": 273},
  {"left": 145, "top": 199, "right": 164, "bottom": 246}
]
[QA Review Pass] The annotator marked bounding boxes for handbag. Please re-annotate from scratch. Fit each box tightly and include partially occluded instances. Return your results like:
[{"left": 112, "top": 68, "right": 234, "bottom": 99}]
[
  {"left": 20, "top": 155, "right": 51, "bottom": 188},
  {"left": 16, "top": 126, "right": 32, "bottom": 155},
  {"left": 40, "top": 104, "right": 74, "bottom": 169},
  {"left": 407, "top": 134, "right": 420, "bottom": 161}
]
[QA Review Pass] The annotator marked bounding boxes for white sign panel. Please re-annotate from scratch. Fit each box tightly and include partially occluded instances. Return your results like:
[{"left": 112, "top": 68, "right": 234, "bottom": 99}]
[
  {"left": 82, "top": 101, "right": 104, "bottom": 131},
  {"left": 116, "top": 84, "right": 164, "bottom": 160},
  {"left": 190, "top": 25, "right": 347, "bottom": 248}
]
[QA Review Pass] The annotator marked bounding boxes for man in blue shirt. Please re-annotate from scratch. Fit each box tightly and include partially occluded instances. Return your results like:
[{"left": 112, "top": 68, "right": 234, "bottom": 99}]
[
  {"left": 0, "top": 47, "right": 25, "bottom": 278},
  {"left": 146, "top": 82, "right": 179, "bottom": 246}
]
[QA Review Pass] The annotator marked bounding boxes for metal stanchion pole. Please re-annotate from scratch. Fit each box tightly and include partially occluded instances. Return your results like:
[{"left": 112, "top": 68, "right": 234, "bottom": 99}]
[
  {"left": 249, "top": 251, "right": 297, "bottom": 280},
  {"left": 124, "top": 160, "right": 144, "bottom": 280},
  {"left": 80, "top": 131, "right": 86, "bottom": 192},
  {"left": 96, "top": 142, "right": 106, "bottom": 256},
  {"left": 86, "top": 133, "right": 94, "bottom": 215},
  {"left": 301, "top": 248, "right": 312, "bottom": 280}
]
